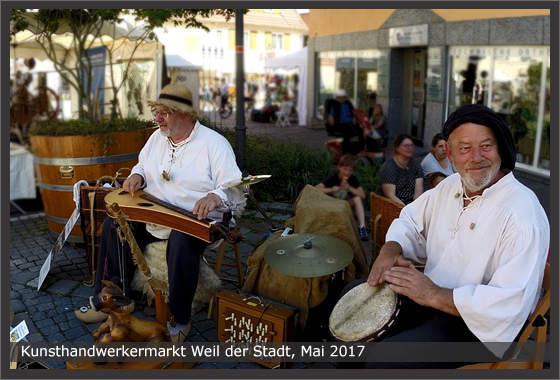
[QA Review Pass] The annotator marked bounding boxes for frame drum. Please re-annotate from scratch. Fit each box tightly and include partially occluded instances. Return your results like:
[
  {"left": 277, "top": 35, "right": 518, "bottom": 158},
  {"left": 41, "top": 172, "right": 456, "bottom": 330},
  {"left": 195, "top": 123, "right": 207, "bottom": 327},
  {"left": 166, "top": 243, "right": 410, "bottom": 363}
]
[{"left": 329, "top": 282, "right": 401, "bottom": 342}]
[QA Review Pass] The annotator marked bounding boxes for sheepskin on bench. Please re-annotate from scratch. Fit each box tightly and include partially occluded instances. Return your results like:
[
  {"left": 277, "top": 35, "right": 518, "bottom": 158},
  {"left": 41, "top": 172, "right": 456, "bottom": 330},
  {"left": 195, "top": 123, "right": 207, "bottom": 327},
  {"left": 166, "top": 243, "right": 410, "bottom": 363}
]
[{"left": 131, "top": 240, "right": 223, "bottom": 313}]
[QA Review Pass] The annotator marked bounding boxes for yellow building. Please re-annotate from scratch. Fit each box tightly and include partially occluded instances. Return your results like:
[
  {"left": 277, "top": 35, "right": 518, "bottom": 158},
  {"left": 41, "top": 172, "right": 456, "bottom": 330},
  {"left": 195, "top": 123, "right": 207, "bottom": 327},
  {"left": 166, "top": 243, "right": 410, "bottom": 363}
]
[{"left": 307, "top": 9, "right": 550, "bottom": 177}]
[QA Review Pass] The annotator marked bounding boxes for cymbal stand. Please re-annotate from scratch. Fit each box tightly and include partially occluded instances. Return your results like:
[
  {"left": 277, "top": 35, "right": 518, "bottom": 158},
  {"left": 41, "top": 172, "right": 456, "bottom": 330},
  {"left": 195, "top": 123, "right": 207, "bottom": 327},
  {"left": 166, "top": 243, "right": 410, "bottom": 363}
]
[{"left": 242, "top": 186, "right": 279, "bottom": 232}]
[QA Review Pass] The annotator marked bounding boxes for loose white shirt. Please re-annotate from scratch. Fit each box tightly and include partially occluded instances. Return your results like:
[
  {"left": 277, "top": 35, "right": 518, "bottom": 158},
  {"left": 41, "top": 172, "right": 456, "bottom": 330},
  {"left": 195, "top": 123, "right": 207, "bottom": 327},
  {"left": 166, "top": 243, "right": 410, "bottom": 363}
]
[
  {"left": 130, "top": 121, "right": 245, "bottom": 239},
  {"left": 386, "top": 172, "right": 549, "bottom": 343}
]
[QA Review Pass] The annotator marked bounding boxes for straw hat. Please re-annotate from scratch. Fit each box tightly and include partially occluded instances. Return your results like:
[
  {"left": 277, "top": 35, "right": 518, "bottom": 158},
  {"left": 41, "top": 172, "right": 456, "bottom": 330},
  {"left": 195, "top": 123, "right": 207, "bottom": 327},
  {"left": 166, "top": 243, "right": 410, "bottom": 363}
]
[{"left": 148, "top": 83, "right": 200, "bottom": 119}]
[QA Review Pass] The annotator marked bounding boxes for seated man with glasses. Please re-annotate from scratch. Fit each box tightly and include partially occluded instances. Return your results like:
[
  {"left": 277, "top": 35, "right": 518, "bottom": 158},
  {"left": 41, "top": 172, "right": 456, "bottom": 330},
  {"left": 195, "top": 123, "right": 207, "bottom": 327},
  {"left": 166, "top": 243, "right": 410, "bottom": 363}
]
[
  {"left": 75, "top": 84, "right": 246, "bottom": 343},
  {"left": 339, "top": 104, "right": 549, "bottom": 368}
]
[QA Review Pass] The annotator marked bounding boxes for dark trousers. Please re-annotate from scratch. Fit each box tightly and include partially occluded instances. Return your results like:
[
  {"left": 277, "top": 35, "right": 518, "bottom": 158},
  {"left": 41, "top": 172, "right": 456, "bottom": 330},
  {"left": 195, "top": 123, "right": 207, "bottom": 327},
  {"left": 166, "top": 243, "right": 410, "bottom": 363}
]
[
  {"left": 95, "top": 218, "right": 209, "bottom": 325},
  {"left": 340, "top": 122, "right": 364, "bottom": 155},
  {"left": 336, "top": 279, "right": 495, "bottom": 369}
]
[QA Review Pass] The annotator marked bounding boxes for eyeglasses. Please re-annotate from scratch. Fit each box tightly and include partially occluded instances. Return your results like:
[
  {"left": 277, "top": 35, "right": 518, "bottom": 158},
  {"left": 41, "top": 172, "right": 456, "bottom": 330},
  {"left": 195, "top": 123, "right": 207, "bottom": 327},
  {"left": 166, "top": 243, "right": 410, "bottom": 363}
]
[
  {"left": 400, "top": 144, "right": 415, "bottom": 148},
  {"left": 151, "top": 108, "right": 174, "bottom": 118}
]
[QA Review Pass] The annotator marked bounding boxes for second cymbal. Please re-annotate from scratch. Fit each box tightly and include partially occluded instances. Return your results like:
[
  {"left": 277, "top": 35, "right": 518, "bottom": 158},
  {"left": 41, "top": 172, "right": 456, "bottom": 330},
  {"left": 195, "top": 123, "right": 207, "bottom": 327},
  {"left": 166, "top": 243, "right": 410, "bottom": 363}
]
[{"left": 223, "top": 175, "right": 271, "bottom": 188}]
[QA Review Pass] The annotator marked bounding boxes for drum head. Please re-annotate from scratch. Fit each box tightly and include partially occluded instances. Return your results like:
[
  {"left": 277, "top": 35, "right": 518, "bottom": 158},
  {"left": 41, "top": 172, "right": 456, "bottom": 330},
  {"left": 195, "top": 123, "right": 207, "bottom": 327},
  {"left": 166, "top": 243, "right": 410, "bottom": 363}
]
[{"left": 329, "top": 282, "right": 400, "bottom": 342}]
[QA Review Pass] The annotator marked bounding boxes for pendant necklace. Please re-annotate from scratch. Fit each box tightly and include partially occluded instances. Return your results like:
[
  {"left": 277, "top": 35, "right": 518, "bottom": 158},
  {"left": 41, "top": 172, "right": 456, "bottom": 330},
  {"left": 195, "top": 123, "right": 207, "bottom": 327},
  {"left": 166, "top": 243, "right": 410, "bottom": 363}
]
[{"left": 161, "top": 137, "right": 188, "bottom": 181}]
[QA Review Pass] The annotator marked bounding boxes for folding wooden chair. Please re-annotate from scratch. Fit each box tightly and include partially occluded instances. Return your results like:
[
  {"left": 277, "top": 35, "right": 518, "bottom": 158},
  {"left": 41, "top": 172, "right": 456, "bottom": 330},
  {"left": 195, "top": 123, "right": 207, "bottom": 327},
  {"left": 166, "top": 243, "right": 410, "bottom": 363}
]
[
  {"left": 369, "top": 192, "right": 404, "bottom": 269},
  {"left": 460, "top": 262, "right": 550, "bottom": 369}
]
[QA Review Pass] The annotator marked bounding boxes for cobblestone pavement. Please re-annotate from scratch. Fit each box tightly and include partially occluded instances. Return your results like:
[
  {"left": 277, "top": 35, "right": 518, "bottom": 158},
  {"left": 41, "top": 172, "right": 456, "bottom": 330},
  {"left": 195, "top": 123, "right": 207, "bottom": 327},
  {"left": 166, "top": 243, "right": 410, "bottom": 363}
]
[{"left": 10, "top": 202, "right": 358, "bottom": 370}]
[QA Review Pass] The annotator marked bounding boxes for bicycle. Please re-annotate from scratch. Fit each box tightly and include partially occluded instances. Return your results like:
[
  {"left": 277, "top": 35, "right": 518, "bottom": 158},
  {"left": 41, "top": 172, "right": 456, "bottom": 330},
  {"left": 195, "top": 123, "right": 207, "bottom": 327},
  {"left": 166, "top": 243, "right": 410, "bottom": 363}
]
[{"left": 219, "top": 95, "right": 233, "bottom": 119}]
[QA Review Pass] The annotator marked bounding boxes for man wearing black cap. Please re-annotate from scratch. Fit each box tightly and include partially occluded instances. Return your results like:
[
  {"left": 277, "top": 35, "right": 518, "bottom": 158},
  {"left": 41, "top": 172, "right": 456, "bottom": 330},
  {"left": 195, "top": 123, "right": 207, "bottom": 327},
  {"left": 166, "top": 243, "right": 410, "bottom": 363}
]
[{"left": 362, "top": 104, "right": 549, "bottom": 368}]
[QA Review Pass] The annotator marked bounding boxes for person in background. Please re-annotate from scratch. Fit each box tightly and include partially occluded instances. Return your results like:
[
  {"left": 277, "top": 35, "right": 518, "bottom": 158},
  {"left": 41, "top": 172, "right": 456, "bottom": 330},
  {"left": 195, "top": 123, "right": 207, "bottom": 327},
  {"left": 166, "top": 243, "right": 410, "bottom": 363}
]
[
  {"left": 427, "top": 171, "right": 447, "bottom": 188},
  {"left": 367, "top": 104, "right": 388, "bottom": 148},
  {"left": 327, "top": 89, "right": 363, "bottom": 155},
  {"left": 421, "top": 132, "right": 456, "bottom": 187},
  {"left": 316, "top": 154, "right": 369, "bottom": 241},
  {"left": 220, "top": 78, "right": 229, "bottom": 112},
  {"left": 379, "top": 134, "right": 424, "bottom": 205}
]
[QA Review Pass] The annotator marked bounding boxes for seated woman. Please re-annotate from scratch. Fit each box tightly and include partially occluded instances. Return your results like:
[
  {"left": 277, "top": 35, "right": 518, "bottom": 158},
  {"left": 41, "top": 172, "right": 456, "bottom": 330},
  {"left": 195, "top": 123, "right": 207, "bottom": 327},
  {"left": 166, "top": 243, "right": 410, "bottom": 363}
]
[
  {"left": 379, "top": 134, "right": 424, "bottom": 205},
  {"left": 421, "top": 132, "right": 456, "bottom": 187},
  {"left": 366, "top": 104, "right": 388, "bottom": 149}
]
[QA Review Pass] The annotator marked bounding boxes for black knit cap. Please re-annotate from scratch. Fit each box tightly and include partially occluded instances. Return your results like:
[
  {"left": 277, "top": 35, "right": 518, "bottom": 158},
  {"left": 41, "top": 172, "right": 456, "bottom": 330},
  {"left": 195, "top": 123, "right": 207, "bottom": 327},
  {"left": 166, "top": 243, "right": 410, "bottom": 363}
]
[{"left": 443, "top": 104, "right": 516, "bottom": 170}]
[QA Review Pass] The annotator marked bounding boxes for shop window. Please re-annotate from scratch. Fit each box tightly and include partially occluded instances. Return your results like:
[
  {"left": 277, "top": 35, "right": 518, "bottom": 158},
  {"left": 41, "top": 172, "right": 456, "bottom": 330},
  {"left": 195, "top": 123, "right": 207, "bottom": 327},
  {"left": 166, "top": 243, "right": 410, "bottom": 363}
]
[
  {"left": 448, "top": 46, "right": 550, "bottom": 176},
  {"left": 316, "top": 50, "right": 380, "bottom": 119}
]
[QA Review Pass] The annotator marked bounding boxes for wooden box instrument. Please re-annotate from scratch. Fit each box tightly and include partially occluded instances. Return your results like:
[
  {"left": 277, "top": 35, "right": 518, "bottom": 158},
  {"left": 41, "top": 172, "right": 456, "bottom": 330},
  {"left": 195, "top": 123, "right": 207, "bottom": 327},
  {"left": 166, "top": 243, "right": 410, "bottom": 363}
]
[
  {"left": 104, "top": 189, "right": 241, "bottom": 244},
  {"left": 215, "top": 290, "right": 297, "bottom": 368}
]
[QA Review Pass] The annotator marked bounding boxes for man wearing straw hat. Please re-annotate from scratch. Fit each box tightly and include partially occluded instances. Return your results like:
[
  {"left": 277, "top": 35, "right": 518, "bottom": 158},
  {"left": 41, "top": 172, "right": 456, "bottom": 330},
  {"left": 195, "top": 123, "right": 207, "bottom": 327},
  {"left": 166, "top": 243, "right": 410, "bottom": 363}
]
[{"left": 76, "top": 84, "right": 245, "bottom": 342}]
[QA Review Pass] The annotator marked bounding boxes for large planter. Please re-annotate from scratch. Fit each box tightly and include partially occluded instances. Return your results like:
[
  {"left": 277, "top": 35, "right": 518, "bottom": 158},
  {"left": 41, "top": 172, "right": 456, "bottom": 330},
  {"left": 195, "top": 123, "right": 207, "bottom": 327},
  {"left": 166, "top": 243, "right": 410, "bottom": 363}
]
[{"left": 30, "top": 127, "right": 156, "bottom": 242}]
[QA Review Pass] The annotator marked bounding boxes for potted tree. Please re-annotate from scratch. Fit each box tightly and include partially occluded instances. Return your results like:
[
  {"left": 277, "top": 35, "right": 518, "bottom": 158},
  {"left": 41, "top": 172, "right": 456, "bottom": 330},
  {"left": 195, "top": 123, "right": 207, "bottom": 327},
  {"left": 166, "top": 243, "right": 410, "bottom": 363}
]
[{"left": 9, "top": 9, "right": 238, "bottom": 241}]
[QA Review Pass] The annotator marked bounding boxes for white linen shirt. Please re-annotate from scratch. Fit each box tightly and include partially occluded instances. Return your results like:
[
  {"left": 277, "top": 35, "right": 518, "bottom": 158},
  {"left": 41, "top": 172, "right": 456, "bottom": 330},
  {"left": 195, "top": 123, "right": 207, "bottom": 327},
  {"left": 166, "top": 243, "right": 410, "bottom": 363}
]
[
  {"left": 386, "top": 172, "right": 549, "bottom": 343},
  {"left": 130, "top": 121, "right": 245, "bottom": 239}
]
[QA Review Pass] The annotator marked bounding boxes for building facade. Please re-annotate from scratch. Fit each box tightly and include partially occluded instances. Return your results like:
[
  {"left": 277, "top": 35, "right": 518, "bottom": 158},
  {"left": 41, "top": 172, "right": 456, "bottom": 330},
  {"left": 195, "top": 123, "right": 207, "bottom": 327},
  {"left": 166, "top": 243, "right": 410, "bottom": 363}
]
[
  {"left": 307, "top": 9, "right": 551, "bottom": 177},
  {"left": 155, "top": 9, "right": 308, "bottom": 83}
]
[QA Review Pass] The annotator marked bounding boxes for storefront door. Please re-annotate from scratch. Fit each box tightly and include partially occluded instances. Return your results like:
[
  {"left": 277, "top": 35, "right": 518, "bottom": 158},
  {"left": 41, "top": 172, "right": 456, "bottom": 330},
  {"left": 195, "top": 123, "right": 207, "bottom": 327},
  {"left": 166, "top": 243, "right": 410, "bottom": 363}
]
[{"left": 402, "top": 48, "right": 427, "bottom": 144}]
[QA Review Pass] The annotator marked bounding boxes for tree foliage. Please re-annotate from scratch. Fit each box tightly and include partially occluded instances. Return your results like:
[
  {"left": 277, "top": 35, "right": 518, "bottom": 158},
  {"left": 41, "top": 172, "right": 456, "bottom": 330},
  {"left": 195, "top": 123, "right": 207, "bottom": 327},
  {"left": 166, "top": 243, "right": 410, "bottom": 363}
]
[{"left": 10, "top": 9, "right": 240, "bottom": 123}]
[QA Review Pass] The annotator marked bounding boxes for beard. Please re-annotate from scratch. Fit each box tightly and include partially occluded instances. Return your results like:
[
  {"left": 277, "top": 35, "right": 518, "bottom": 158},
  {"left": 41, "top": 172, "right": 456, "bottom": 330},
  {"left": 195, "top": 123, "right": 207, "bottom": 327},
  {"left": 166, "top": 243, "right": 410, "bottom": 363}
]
[
  {"left": 158, "top": 126, "right": 171, "bottom": 137},
  {"left": 461, "top": 159, "right": 501, "bottom": 193}
]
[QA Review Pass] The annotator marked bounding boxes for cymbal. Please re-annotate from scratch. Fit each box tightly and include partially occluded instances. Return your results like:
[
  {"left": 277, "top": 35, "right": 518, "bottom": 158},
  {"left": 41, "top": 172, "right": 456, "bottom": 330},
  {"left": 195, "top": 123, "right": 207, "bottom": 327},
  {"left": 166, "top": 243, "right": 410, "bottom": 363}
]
[
  {"left": 264, "top": 233, "right": 353, "bottom": 278},
  {"left": 223, "top": 175, "right": 271, "bottom": 188}
]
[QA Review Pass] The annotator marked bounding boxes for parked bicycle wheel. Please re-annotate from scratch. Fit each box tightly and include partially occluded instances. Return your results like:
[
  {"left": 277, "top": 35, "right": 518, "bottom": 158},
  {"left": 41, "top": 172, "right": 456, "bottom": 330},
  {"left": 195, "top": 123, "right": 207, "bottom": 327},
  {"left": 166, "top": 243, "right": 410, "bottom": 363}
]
[{"left": 219, "top": 102, "right": 233, "bottom": 119}]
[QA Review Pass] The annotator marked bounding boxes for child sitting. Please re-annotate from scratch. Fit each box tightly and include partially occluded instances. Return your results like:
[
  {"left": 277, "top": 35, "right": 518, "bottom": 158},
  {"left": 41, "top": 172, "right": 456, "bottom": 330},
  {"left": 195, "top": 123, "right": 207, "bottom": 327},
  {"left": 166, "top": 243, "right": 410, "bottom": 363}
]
[{"left": 315, "top": 154, "right": 369, "bottom": 241}]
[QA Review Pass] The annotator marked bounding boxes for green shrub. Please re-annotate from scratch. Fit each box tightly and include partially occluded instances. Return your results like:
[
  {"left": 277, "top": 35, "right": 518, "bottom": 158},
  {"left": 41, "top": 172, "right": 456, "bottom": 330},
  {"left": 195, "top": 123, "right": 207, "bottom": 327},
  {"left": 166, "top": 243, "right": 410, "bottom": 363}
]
[
  {"left": 28, "top": 117, "right": 155, "bottom": 136},
  {"left": 354, "top": 160, "right": 381, "bottom": 209},
  {"left": 214, "top": 126, "right": 334, "bottom": 203}
]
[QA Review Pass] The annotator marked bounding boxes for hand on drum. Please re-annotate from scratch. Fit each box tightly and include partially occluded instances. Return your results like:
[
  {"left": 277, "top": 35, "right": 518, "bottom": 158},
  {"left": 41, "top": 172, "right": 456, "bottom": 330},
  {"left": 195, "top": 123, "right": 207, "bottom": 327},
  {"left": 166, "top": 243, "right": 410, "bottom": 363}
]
[
  {"left": 382, "top": 264, "right": 440, "bottom": 307},
  {"left": 367, "top": 241, "right": 411, "bottom": 286}
]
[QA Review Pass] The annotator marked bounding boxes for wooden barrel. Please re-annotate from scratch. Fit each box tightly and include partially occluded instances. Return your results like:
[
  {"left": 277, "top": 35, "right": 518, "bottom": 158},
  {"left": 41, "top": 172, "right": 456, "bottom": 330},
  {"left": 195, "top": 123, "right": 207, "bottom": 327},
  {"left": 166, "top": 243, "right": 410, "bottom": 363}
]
[{"left": 30, "top": 127, "right": 156, "bottom": 243}]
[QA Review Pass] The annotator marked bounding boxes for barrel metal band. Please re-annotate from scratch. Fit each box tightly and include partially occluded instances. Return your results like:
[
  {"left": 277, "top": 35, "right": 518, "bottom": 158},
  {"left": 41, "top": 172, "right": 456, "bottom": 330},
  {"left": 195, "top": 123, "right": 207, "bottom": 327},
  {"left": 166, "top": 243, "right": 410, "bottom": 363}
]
[
  {"left": 33, "top": 152, "right": 139, "bottom": 166},
  {"left": 38, "top": 182, "right": 74, "bottom": 192},
  {"left": 45, "top": 213, "right": 81, "bottom": 225}
]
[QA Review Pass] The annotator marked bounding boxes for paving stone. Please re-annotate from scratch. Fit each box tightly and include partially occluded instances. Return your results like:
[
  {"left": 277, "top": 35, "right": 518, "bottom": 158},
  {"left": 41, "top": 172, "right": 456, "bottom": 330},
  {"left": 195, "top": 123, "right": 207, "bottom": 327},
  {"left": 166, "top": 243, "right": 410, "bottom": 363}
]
[
  {"left": 10, "top": 271, "right": 37, "bottom": 285},
  {"left": 64, "top": 327, "right": 88, "bottom": 340},
  {"left": 35, "top": 319, "right": 55, "bottom": 329},
  {"left": 47, "top": 279, "right": 80, "bottom": 296},
  {"left": 38, "top": 324, "right": 61, "bottom": 337},
  {"left": 10, "top": 299, "right": 26, "bottom": 314}
]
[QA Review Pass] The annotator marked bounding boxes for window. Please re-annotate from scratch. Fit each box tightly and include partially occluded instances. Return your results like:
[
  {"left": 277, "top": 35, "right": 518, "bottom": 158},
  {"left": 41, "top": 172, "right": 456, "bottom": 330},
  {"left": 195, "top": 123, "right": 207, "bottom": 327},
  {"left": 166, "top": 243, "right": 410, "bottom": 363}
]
[
  {"left": 266, "top": 33, "right": 283, "bottom": 50},
  {"left": 216, "top": 30, "right": 222, "bottom": 40},
  {"left": 316, "top": 50, "right": 382, "bottom": 119},
  {"left": 448, "top": 46, "right": 550, "bottom": 175}
]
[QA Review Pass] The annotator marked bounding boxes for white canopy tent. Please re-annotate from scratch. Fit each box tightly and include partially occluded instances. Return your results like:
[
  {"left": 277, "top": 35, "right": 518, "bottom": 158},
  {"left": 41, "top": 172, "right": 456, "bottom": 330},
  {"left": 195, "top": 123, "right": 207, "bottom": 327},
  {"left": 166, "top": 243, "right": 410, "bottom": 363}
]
[
  {"left": 264, "top": 46, "right": 308, "bottom": 126},
  {"left": 10, "top": 13, "right": 164, "bottom": 119}
]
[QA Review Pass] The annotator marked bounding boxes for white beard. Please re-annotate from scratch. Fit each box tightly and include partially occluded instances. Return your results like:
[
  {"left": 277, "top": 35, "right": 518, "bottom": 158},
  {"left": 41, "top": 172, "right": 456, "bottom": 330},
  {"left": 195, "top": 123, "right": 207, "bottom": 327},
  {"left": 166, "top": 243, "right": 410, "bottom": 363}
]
[
  {"left": 461, "top": 160, "right": 501, "bottom": 193},
  {"left": 158, "top": 127, "right": 171, "bottom": 137}
]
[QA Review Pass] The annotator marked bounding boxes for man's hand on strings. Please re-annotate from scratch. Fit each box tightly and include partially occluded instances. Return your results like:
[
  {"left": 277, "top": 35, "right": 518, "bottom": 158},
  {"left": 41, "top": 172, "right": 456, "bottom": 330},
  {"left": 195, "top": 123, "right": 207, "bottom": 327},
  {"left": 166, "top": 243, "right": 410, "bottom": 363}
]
[
  {"left": 123, "top": 174, "right": 144, "bottom": 196},
  {"left": 192, "top": 193, "right": 221, "bottom": 220}
]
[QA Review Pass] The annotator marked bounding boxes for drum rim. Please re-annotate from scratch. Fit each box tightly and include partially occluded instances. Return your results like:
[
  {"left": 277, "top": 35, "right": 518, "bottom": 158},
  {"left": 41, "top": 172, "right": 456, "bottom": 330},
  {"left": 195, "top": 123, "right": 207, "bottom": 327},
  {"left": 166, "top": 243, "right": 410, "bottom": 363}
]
[{"left": 328, "top": 283, "right": 402, "bottom": 342}]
